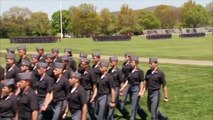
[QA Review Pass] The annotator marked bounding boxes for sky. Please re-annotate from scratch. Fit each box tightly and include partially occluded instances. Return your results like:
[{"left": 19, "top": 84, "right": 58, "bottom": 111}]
[{"left": 0, "top": 0, "right": 212, "bottom": 18}]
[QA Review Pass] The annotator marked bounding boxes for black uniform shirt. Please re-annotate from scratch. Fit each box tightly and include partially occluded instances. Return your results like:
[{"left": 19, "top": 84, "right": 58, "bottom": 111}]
[
  {"left": 127, "top": 68, "right": 144, "bottom": 86},
  {"left": 38, "top": 54, "right": 46, "bottom": 62},
  {"left": 80, "top": 69, "right": 96, "bottom": 90},
  {"left": 6, "top": 66, "right": 21, "bottom": 82},
  {"left": 53, "top": 76, "right": 70, "bottom": 102},
  {"left": 92, "top": 63, "right": 102, "bottom": 78},
  {"left": 145, "top": 68, "right": 166, "bottom": 90},
  {"left": 18, "top": 88, "right": 39, "bottom": 119},
  {"left": 68, "top": 57, "right": 77, "bottom": 72},
  {"left": 122, "top": 61, "right": 132, "bottom": 81},
  {"left": 62, "top": 67, "right": 73, "bottom": 79},
  {"left": 46, "top": 63, "right": 55, "bottom": 78},
  {"left": 68, "top": 85, "right": 86, "bottom": 113},
  {"left": 108, "top": 67, "right": 124, "bottom": 87},
  {"left": 37, "top": 74, "right": 54, "bottom": 98},
  {"left": 97, "top": 73, "right": 115, "bottom": 95},
  {"left": 0, "top": 94, "right": 17, "bottom": 118}
]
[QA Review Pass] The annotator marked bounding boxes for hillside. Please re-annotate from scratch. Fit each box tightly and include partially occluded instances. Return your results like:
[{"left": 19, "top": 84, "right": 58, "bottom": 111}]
[{"left": 111, "top": 5, "right": 179, "bottom": 16}]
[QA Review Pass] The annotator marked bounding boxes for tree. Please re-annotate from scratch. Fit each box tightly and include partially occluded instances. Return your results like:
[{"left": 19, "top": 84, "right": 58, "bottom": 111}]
[
  {"left": 154, "top": 5, "right": 177, "bottom": 29},
  {"left": 51, "top": 10, "right": 71, "bottom": 36},
  {"left": 99, "top": 8, "right": 116, "bottom": 35},
  {"left": 206, "top": 2, "right": 213, "bottom": 26},
  {"left": 181, "top": 5, "right": 210, "bottom": 28},
  {"left": 138, "top": 11, "right": 161, "bottom": 29},
  {"left": 69, "top": 4, "right": 101, "bottom": 37},
  {"left": 117, "top": 4, "right": 142, "bottom": 34},
  {"left": 28, "top": 12, "right": 51, "bottom": 36},
  {"left": 1, "top": 6, "right": 32, "bottom": 37}
]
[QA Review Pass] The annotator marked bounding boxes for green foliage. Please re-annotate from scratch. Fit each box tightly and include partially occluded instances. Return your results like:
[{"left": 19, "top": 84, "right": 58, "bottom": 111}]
[
  {"left": 99, "top": 8, "right": 116, "bottom": 35},
  {"left": 69, "top": 4, "right": 101, "bottom": 37},
  {"left": 154, "top": 5, "right": 177, "bottom": 29},
  {"left": 138, "top": 11, "right": 161, "bottom": 29},
  {"left": 117, "top": 4, "right": 142, "bottom": 34},
  {"left": 51, "top": 10, "right": 71, "bottom": 36},
  {"left": 28, "top": 12, "right": 51, "bottom": 36},
  {"left": 181, "top": 5, "right": 210, "bottom": 28}
]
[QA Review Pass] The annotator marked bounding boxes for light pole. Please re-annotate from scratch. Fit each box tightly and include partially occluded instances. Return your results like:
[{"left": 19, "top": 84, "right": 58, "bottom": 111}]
[{"left": 60, "top": 0, "right": 63, "bottom": 39}]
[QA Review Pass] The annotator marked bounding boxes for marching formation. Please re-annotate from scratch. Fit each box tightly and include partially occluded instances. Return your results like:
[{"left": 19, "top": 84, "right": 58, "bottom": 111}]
[{"left": 0, "top": 45, "right": 169, "bottom": 120}]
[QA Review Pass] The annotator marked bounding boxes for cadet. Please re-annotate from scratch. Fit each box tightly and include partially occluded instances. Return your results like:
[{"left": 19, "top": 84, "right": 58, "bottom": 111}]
[
  {"left": 52, "top": 62, "right": 70, "bottom": 120},
  {"left": 64, "top": 48, "right": 77, "bottom": 72},
  {"left": 142, "top": 57, "right": 169, "bottom": 120},
  {"left": 92, "top": 52, "right": 102, "bottom": 79},
  {"left": 118, "top": 53, "right": 132, "bottom": 117},
  {"left": 107, "top": 56, "right": 124, "bottom": 120},
  {"left": 45, "top": 53, "right": 55, "bottom": 78},
  {"left": 37, "top": 62, "right": 54, "bottom": 120},
  {"left": 61, "top": 55, "right": 73, "bottom": 79},
  {"left": 36, "top": 47, "right": 46, "bottom": 62},
  {"left": 5, "top": 54, "right": 21, "bottom": 82},
  {"left": 30, "top": 54, "right": 39, "bottom": 70},
  {"left": 17, "top": 72, "right": 39, "bottom": 120},
  {"left": 77, "top": 53, "right": 88, "bottom": 73},
  {"left": 17, "top": 45, "right": 30, "bottom": 68},
  {"left": 63, "top": 72, "right": 87, "bottom": 120},
  {"left": 79, "top": 57, "right": 96, "bottom": 119},
  {"left": 20, "top": 60, "right": 38, "bottom": 90},
  {"left": 121, "top": 56, "right": 146, "bottom": 120},
  {"left": 0, "top": 78, "right": 18, "bottom": 120},
  {"left": 51, "top": 48, "right": 61, "bottom": 62},
  {"left": 93, "top": 61, "right": 116, "bottom": 120}
]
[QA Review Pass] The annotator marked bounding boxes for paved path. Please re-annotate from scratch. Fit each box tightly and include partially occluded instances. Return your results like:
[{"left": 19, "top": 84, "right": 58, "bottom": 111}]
[{"left": 0, "top": 50, "right": 212, "bottom": 66}]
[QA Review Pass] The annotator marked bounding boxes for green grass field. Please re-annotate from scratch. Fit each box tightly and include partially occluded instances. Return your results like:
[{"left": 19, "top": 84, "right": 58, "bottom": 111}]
[
  {"left": 0, "top": 34, "right": 212, "bottom": 60},
  {"left": 0, "top": 35, "right": 212, "bottom": 120}
]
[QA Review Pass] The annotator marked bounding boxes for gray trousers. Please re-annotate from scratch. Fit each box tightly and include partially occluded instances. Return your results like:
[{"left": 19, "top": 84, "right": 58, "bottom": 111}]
[
  {"left": 116, "top": 84, "right": 130, "bottom": 116},
  {"left": 129, "top": 85, "right": 141, "bottom": 120},
  {"left": 52, "top": 100, "right": 67, "bottom": 120},
  {"left": 148, "top": 90, "right": 167, "bottom": 120},
  {"left": 107, "top": 87, "right": 119, "bottom": 120},
  {"left": 86, "top": 90, "right": 95, "bottom": 120},
  {"left": 0, "top": 118, "right": 14, "bottom": 120},
  {"left": 94, "top": 94, "right": 108, "bottom": 120},
  {"left": 71, "top": 110, "right": 82, "bottom": 120}
]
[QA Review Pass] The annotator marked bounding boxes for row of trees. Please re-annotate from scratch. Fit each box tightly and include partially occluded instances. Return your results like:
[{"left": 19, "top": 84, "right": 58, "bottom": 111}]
[{"left": 0, "top": 0, "right": 212, "bottom": 38}]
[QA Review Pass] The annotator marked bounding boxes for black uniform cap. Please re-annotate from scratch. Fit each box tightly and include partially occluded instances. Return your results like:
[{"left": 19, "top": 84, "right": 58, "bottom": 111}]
[
  {"left": 92, "top": 52, "right": 101, "bottom": 58},
  {"left": 37, "top": 62, "right": 48, "bottom": 68},
  {"left": 21, "top": 60, "right": 31, "bottom": 66},
  {"left": 64, "top": 48, "right": 72, "bottom": 52},
  {"left": 54, "top": 62, "right": 65, "bottom": 69},
  {"left": 46, "top": 53, "right": 54, "bottom": 58},
  {"left": 149, "top": 57, "right": 158, "bottom": 63},
  {"left": 7, "top": 48, "right": 15, "bottom": 54},
  {"left": 80, "top": 58, "right": 90, "bottom": 64},
  {"left": 31, "top": 54, "right": 39, "bottom": 59},
  {"left": 17, "top": 45, "right": 26, "bottom": 51},
  {"left": 70, "top": 72, "right": 81, "bottom": 79},
  {"left": 100, "top": 60, "right": 109, "bottom": 67},
  {"left": 2, "top": 79, "right": 15, "bottom": 86},
  {"left": 125, "top": 52, "right": 132, "bottom": 57},
  {"left": 6, "top": 54, "right": 15, "bottom": 59},
  {"left": 79, "top": 53, "right": 88, "bottom": 58},
  {"left": 17, "top": 72, "right": 32, "bottom": 81},
  {"left": 36, "top": 46, "right": 44, "bottom": 51},
  {"left": 52, "top": 48, "right": 59, "bottom": 53},
  {"left": 130, "top": 56, "right": 139, "bottom": 62},
  {"left": 109, "top": 56, "right": 118, "bottom": 61}
]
